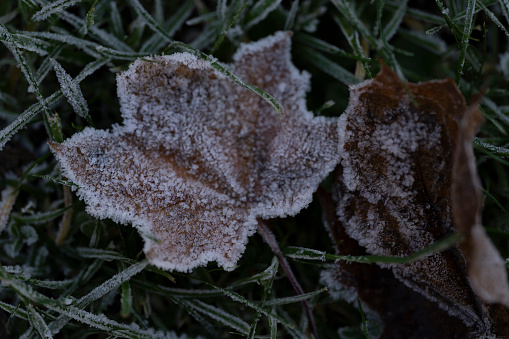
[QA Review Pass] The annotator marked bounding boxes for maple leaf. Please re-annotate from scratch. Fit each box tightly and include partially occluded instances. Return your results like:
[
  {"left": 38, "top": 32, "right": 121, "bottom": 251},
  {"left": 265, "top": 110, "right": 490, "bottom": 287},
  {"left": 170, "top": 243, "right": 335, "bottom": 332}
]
[
  {"left": 49, "top": 32, "right": 339, "bottom": 272},
  {"left": 323, "top": 67, "right": 509, "bottom": 336}
]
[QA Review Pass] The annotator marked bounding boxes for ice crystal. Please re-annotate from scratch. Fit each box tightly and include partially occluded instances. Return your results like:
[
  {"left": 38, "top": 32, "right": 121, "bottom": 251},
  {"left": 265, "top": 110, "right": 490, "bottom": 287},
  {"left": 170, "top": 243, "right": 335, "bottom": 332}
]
[{"left": 50, "top": 32, "right": 339, "bottom": 272}]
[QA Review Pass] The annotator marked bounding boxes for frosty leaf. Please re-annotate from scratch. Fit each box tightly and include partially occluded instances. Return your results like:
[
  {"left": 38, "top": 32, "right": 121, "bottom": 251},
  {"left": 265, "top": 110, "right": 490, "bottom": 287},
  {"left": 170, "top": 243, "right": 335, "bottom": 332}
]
[
  {"left": 49, "top": 32, "right": 339, "bottom": 272},
  {"left": 330, "top": 67, "right": 509, "bottom": 335},
  {"left": 452, "top": 96, "right": 509, "bottom": 309}
]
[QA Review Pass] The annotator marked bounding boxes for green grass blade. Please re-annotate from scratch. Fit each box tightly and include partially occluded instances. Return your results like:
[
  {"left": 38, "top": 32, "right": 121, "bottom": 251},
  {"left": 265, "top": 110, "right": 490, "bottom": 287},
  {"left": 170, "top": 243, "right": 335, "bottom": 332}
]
[
  {"left": 398, "top": 28, "right": 447, "bottom": 54},
  {"left": 120, "top": 280, "right": 132, "bottom": 318},
  {"left": 481, "top": 187, "right": 509, "bottom": 219},
  {"left": 455, "top": 0, "right": 475, "bottom": 83},
  {"left": 295, "top": 33, "right": 372, "bottom": 61},
  {"left": 296, "top": 46, "right": 359, "bottom": 85}
]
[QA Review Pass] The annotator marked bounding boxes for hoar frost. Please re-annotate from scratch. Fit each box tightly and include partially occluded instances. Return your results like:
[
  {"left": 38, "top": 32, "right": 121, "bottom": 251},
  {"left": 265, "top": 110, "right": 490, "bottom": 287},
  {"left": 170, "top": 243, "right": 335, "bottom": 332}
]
[{"left": 49, "top": 31, "right": 339, "bottom": 272}]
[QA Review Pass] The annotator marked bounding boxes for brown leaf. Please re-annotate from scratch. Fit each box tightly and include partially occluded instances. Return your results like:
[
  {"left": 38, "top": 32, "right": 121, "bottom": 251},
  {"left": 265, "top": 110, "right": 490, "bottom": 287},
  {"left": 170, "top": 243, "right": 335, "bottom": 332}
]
[
  {"left": 324, "top": 67, "right": 509, "bottom": 336},
  {"left": 49, "top": 32, "right": 339, "bottom": 272}
]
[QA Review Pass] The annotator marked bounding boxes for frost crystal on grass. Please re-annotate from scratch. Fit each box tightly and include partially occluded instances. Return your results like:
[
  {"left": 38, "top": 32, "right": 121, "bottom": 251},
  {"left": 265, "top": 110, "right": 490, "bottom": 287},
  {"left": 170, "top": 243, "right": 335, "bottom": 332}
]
[{"left": 49, "top": 32, "right": 339, "bottom": 272}]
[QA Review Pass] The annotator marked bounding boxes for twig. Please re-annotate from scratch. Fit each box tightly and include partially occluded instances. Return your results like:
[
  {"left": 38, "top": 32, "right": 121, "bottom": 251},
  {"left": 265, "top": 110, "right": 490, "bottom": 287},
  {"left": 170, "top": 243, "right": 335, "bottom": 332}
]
[{"left": 257, "top": 218, "right": 318, "bottom": 338}]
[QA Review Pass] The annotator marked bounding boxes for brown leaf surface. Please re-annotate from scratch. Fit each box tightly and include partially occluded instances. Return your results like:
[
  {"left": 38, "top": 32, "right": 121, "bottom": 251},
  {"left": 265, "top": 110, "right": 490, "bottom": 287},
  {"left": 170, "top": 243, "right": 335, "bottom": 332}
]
[
  {"left": 49, "top": 32, "right": 339, "bottom": 272},
  {"left": 324, "top": 67, "right": 509, "bottom": 336}
]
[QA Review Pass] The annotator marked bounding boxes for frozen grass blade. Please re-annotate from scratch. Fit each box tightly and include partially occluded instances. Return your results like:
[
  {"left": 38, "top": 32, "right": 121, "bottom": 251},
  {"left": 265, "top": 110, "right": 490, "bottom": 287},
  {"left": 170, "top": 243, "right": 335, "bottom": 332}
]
[
  {"left": 12, "top": 205, "right": 72, "bottom": 225},
  {"left": 456, "top": 0, "right": 476, "bottom": 83},
  {"left": 76, "top": 247, "right": 137, "bottom": 263},
  {"left": 0, "top": 300, "right": 29, "bottom": 321},
  {"left": 330, "top": 0, "right": 376, "bottom": 45},
  {"left": 284, "top": 0, "right": 299, "bottom": 30},
  {"left": 187, "top": 299, "right": 250, "bottom": 334},
  {"left": 32, "top": 0, "right": 81, "bottom": 22},
  {"left": 477, "top": 1, "right": 509, "bottom": 36},
  {"left": 230, "top": 257, "right": 279, "bottom": 288},
  {"left": 51, "top": 8, "right": 133, "bottom": 52},
  {"left": 0, "top": 57, "right": 108, "bottom": 150},
  {"left": 474, "top": 138, "right": 509, "bottom": 157},
  {"left": 333, "top": 13, "right": 373, "bottom": 78},
  {"left": 166, "top": 297, "right": 221, "bottom": 336},
  {"left": 109, "top": 1, "right": 124, "bottom": 39},
  {"left": 245, "top": 0, "right": 282, "bottom": 28},
  {"left": 26, "top": 304, "right": 52, "bottom": 338},
  {"left": 83, "top": 0, "right": 98, "bottom": 36},
  {"left": 382, "top": 0, "right": 407, "bottom": 42},
  {"left": 210, "top": 2, "right": 248, "bottom": 55},
  {"left": 95, "top": 46, "right": 148, "bottom": 60},
  {"left": 72, "top": 260, "right": 148, "bottom": 308},
  {"left": 374, "top": 0, "right": 385, "bottom": 37},
  {"left": 47, "top": 111, "right": 64, "bottom": 143},
  {"left": 500, "top": 0, "right": 509, "bottom": 25},
  {"left": 129, "top": 0, "right": 173, "bottom": 43},
  {"left": 263, "top": 287, "right": 328, "bottom": 306},
  {"left": 434, "top": 0, "right": 461, "bottom": 43},
  {"left": 1, "top": 33, "right": 53, "bottom": 55},
  {"left": 33, "top": 175, "right": 78, "bottom": 188},
  {"left": 247, "top": 257, "right": 278, "bottom": 339},
  {"left": 284, "top": 233, "right": 462, "bottom": 264},
  {"left": 44, "top": 260, "right": 149, "bottom": 335},
  {"left": 20, "top": 31, "right": 102, "bottom": 58},
  {"left": 49, "top": 58, "right": 93, "bottom": 126},
  {"left": 10, "top": 276, "right": 74, "bottom": 289},
  {"left": 180, "top": 272, "right": 293, "bottom": 329},
  {"left": 0, "top": 22, "right": 53, "bottom": 139},
  {"left": 140, "top": 0, "right": 194, "bottom": 53}
]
